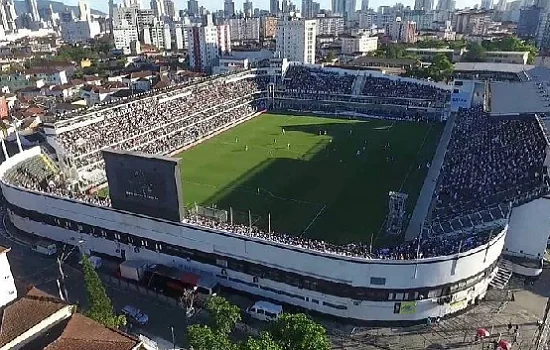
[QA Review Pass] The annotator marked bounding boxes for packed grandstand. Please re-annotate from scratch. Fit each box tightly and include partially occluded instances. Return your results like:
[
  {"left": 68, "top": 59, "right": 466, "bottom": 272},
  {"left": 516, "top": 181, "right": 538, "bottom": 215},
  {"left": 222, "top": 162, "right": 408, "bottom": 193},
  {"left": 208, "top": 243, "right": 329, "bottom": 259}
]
[{"left": 2, "top": 65, "right": 543, "bottom": 262}]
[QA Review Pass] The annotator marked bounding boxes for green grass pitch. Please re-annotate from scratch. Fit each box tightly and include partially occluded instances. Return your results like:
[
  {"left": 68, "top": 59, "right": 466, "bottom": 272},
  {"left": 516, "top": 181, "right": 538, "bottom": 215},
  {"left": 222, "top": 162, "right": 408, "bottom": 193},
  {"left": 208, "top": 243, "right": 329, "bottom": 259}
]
[{"left": 178, "top": 113, "right": 443, "bottom": 246}]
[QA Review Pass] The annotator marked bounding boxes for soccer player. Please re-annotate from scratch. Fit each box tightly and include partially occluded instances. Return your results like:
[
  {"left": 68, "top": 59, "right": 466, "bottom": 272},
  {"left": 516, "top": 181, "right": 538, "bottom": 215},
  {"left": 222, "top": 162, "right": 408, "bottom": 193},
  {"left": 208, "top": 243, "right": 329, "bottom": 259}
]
[
  {"left": 245, "top": 145, "right": 248, "bottom": 151},
  {"left": 235, "top": 137, "right": 238, "bottom": 143},
  {"left": 273, "top": 138, "right": 277, "bottom": 144},
  {"left": 287, "top": 143, "right": 290, "bottom": 149},
  {"left": 282, "top": 128, "right": 285, "bottom": 135}
]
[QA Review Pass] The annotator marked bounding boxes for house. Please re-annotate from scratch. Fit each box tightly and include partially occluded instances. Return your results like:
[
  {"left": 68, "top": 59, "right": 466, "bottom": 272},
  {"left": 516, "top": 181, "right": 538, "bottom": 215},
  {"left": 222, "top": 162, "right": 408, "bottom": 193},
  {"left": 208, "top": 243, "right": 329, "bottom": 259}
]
[
  {"left": 0, "top": 246, "right": 17, "bottom": 308},
  {"left": 82, "top": 75, "right": 102, "bottom": 86},
  {"left": 47, "top": 84, "right": 78, "bottom": 100},
  {"left": 25, "top": 67, "right": 68, "bottom": 85},
  {"left": 80, "top": 85, "right": 111, "bottom": 106},
  {"left": 134, "top": 77, "right": 151, "bottom": 92},
  {"left": 0, "top": 287, "right": 149, "bottom": 349},
  {"left": 18, "top": 86, "right": 44, "bottom": 100}
]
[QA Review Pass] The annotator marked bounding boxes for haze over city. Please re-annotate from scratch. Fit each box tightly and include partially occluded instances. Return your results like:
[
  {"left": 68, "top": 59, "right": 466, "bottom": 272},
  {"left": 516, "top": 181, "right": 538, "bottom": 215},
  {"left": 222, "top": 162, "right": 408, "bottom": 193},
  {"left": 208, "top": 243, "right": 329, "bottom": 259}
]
[{"left": 79, "top": 0, "right": 481, "bottom": 13}]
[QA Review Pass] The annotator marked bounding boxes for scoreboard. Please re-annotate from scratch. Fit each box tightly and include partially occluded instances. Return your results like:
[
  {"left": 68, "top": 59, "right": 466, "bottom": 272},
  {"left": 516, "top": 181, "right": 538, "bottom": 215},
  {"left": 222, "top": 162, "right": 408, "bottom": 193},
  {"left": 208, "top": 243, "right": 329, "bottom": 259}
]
[{"left": 102, "top": 149, "right": 184, "bottom": 222}]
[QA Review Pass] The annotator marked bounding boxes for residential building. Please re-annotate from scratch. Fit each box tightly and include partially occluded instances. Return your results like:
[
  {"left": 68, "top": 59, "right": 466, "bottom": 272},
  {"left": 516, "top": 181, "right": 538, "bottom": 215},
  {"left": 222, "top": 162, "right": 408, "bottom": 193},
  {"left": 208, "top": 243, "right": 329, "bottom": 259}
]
[
  {"left": 142, "top": 22, "right": 171, "bottom": 50},
  {"left": 150, "top": 0, "right": 166, "bottom": 19},
  {"left": 454, "top": 9, "right": 491, "bottom": 35},
  {"left": 25, "top": 0, "right": 39, "bottom": 22},
  {"left": 484, "top": 51, "right": 529, "bottom": 64},
  {"left": 332, "top": 0, "right": 345, "bottom": 16},
  {"left": 518, "top": 6, "right": 543, "bottom": 40},
  {"left": 480, "top": 0, "right": 493, "bottom": 9},
  {"left": 0, "top": 246, "right": 16, "bottom": 308},
  {"left": 60, "top": 19, "right": 101, "bottom": 43},
  {"left": 414, "top": 0, "right": 433, "bottom": 10},
  {"left": 276, "top": 17, "right": 316, "bottom": 64},
  {"left": 163, "top": 0, "right": 175, "bottom": 19},
  {"left": 358, "top": 11, "right": 377, "bottom": 28},
  {"left": 213, "top": 57, "right": 250, "bottom": 74},
  {"left": 261, "top": 15, "right": 278, "bottom": 39},
  {"left": 361, "top": 0, "right": 369, "bottom": 11},
  {"left": 224, "top": 0, "right": 235, "bottom": 18},
  {"left": 186, "top": 15, "right": 231, "bottom": 72},
  {"left": 188, "top": 0, "right": 199, "bottom": 16},
  {"left": 229, "top": 17, "right": 260, "bottom": 41},
  {"left": 26, "top": 68, "right": 68, "bottom": 85},
  {"left": 386, "top": 18, "right": 418, "bottom": 43},
  {"left": 317, "top": 15, "right": 345, "bottom": 35},
  {"left": 344, "top": 0, "right": 357, "bottom": 21},
  {"left": 0, "top": 0, "right": 17, "bottom": 32},
  {"left": 0, "top": 288, "right": 147, "bottom": 349},
  {"left": 340, "top": 34, "right": 378, "bottom": 55},
  {"left": 113, "top": 24, "right": 139, "bottom": 54},
  {"left": 170, "top": 22, "right": 185, "bottom": 50},
  {"left": 243, "top": 0, "right": 253, "bottom": 17},
  {"left": 403, "top": 10, "right": 434, "bottom": 30},
  {"left": 137, "top": 8, "right": 156, "bottom": 27},
  {"left": 302, "top": 0, "right": 320, "bottom": 19},
  {"left": 270, "top": 0, "right": 279, "bottom": 14},
  {"left": 436, "top": 0, "right": 455, "bottom": 10},
  {"left": 78, "top": 0, "right": 90, "bottom": 21}
]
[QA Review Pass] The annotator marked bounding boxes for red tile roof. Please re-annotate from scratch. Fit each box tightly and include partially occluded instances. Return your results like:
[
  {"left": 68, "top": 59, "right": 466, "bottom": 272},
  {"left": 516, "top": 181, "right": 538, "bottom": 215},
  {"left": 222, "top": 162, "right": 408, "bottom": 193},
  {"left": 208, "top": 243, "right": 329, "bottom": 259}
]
[
  {"left": 43, "top": 313, "right": 139, "bottom": 350},
  {"left": 0, "top": 296, "right": 68, "bottom": 347}
]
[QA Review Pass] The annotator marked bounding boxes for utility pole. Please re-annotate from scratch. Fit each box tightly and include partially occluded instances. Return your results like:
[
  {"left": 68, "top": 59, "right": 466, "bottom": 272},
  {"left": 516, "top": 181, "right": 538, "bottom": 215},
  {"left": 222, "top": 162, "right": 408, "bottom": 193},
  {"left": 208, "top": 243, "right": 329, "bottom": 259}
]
[{"left": 533, "top": 297, "right": 550, "bottom": 350}]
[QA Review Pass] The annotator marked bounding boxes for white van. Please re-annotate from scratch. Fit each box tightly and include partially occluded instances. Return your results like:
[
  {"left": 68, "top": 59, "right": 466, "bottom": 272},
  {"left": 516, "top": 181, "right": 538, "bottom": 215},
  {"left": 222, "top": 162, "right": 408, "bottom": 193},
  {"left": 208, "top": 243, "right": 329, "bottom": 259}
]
[
  {"left": 31, "top": 242, "right": 57, "bottom": 256},
  {"left": 246, "top": 301, "right": 283, "bottom": 322}
]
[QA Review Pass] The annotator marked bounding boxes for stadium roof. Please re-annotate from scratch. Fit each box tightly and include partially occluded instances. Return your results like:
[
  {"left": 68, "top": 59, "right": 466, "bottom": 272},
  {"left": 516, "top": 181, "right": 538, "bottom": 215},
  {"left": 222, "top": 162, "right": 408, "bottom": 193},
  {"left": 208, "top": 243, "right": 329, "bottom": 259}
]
[
  {"left": 490, "top": 81, "right": 550, "bottom": 115},
  {"left": 454, "top": 62, "right": 535, "bottom": 74}
]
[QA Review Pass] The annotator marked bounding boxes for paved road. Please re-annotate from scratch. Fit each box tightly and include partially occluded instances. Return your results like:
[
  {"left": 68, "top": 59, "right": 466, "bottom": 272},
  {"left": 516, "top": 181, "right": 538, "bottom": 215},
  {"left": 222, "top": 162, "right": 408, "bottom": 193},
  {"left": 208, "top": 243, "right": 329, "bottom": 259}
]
[{"left": 0, "top": 222, "right": 191, "bottom": 349}]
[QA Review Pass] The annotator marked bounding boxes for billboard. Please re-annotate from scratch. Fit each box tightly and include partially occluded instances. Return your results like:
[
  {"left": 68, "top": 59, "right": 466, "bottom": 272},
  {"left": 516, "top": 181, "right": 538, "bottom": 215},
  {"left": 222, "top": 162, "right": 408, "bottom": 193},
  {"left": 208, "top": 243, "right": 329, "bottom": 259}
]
[
  {"left": 393, "top": 301, "right": 417, "bottom": 315},
  {"left": 102, "top": 149, "right": 184, "bottom": 222}
]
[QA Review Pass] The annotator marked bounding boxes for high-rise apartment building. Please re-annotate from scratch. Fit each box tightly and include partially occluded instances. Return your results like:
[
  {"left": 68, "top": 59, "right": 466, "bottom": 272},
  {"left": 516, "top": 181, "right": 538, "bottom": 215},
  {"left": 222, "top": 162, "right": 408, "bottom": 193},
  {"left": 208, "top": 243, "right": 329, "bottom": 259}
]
[
  {"left": 25, "top": 0, "right": 39, "bottom": 22},
  {"left": 414, "top": 0, "right": 433, "bottom": 10},
  {"left": 386, "top": 18, "right": 418, "bottom": 42},
  {"left": 436, "top": 0, "right": 455, "bottom": 11},
  {"left": 243, "top": 0, "right": 253, "bottom": 17},
  {"left": 276, "top": 17, "right": 316, "bottom": 64},
  {"left": 302, "top": 0, "right": 320, "bottom": 19},
  {"left": 316, "top": 15, "right": 344, "bottom": 35},
  {"left": 186, "top": 15, "right": 231, "bottom": 72},
  {"left": 163, "top": 0, "right": 175, "bottom": 19},
  {"left": 261, "top": 15, "right": 278, "bottom": 39},
  {"left": 228, "top": 17, "right": 260, "bottom": 41},
  {"left": 518, "top": 6, "right": 543, "bottom": 39},
  {"left": 0, "top": 0, "right": 17, "bottom": 32},
  {"left": 150, "top": 0, "right": 166, "bottom": 19},
  {"left": 480, "top": 0, "right": 493, "bottom": 9},
  {"left": 270, "top": 0, "right": 279, "bottom": 14},
  {"left": 224, "top": 0, "right": 235, "bottom": 18},
  {"left": 187, "top": 0, "right": 199, "bottom": 16},
  {"left": 361, "top": 0, "right": 369, "bottom": 11},
  {"left": 78, "top": 0, "right": 90, "bottom": 21}
]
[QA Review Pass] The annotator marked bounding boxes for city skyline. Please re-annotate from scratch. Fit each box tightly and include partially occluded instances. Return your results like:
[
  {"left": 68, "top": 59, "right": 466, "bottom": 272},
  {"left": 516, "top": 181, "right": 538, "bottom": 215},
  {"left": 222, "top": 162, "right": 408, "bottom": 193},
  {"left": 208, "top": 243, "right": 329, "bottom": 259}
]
[{"left": 80, "top": 0, "right": 480, "bottom": 14}]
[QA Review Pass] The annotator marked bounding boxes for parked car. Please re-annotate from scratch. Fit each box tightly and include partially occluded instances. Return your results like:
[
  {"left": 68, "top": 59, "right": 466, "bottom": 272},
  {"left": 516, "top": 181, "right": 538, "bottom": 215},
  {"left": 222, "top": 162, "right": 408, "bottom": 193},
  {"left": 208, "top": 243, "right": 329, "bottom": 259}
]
[
  {"left": 31, "top": 241, "right": 56, "bottom": 256},
  {"left": 121, "top": 305, "right": 149, "bottom": 325},
  {"left": 245, "top": 301, "right": 283, "bottom": 322}
]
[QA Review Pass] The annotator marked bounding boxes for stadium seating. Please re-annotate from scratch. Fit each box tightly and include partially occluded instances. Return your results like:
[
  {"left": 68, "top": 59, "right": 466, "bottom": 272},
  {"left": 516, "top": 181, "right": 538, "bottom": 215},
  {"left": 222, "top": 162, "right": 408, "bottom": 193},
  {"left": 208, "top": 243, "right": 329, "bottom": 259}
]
[{"left": 432, "top": 107, "right": 549, "bottom": 220}]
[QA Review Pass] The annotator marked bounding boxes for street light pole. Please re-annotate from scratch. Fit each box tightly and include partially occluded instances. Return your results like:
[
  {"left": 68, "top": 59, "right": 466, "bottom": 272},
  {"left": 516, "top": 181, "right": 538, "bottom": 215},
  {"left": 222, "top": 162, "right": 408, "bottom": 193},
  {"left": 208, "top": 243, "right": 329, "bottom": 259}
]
[
  {"left": 170, "top": 326, "right": 175, "bottom": 350},
  {"left": 56, "top": 239, "right": 85, "bottom": 302}
]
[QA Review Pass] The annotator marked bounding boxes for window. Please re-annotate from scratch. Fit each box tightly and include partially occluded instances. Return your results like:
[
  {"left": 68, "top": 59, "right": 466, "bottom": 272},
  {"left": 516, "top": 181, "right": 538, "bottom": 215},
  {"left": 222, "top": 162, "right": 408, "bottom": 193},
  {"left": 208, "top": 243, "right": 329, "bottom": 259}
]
[{"left": 370, "top": 277, "right": 386, "bottom": 286}]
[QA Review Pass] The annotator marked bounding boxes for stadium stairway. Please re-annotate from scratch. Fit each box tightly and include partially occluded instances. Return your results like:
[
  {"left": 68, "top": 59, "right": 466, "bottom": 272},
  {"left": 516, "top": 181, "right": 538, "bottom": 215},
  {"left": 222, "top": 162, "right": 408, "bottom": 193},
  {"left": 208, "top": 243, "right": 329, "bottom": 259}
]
[
  {"left": 351, "top": 73, "right": 366, "bottom": 95},
  {"left": 40, "top": 153, "right": 58, "bottom": 174},
  {"left": 490, "top": 259, "right": 513, "bottom": 290}
]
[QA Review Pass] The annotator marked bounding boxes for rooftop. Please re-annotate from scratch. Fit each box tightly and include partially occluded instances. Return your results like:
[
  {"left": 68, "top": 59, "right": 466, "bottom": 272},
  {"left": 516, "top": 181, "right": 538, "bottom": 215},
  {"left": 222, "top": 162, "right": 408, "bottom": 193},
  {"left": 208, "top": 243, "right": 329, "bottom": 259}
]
[{"left": 454, "top": 62, "right": 534, "bottom": 73}]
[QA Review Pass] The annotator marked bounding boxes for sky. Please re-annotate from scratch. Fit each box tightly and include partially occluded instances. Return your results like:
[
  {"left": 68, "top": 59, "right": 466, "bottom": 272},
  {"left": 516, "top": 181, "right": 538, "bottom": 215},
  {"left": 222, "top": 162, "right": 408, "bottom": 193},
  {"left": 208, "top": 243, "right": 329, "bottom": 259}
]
[{"left": 84, "top": 0, "right": 481, "bottom": 15}]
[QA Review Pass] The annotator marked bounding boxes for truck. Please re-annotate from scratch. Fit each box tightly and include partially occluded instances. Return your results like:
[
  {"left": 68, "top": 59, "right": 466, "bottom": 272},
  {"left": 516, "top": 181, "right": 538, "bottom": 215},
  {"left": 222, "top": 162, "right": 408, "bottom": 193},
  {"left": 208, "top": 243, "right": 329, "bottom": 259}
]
[
  {"left": 119, "top": 260, "right": 148, "bottom": 281},
  {"left": 31, "top": 241, "right": 57, "bottom": 256}
]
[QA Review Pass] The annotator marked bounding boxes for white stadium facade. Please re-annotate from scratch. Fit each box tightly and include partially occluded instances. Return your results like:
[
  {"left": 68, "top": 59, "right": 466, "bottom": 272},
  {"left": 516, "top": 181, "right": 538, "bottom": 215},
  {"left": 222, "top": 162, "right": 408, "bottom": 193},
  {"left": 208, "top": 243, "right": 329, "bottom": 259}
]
[{"left": 1, "top": 61, "right": 549, "bottom": 323}]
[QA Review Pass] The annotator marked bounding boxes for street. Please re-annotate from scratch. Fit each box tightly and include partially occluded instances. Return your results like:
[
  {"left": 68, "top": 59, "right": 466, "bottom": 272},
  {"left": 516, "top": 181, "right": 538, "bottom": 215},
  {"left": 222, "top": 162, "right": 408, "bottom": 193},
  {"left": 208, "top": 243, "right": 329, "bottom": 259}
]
[{"left": 0, "top": 217, "right": 191, "bottom": 348}]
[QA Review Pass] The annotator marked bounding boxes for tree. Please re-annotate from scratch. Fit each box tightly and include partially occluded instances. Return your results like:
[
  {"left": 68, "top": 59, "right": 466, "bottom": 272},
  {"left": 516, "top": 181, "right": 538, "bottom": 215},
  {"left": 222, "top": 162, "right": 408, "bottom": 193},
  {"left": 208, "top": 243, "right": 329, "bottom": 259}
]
[
  {"left": 324, "top": 50, "right": 337, "bottom": 62},
  {"left": 270, "top": 313, "right": 331, "bottom": 350},
  {"left": 188, "top": 325, "right": 236, "bottom": 350},
  {"left": 428, "top": 53, "right": 454, "bottom": 82},
  {"left": 463, "top": 42, "right": 487, "bottom": 62},
  {"left": 241, "top": 332, "right": 282, "bottom": 350},
  {"left": 206, "top": 295, "right": 241, "bottom": 334},
  {"left": 82, "top": 255, "right": 126, "bottom": 329}
]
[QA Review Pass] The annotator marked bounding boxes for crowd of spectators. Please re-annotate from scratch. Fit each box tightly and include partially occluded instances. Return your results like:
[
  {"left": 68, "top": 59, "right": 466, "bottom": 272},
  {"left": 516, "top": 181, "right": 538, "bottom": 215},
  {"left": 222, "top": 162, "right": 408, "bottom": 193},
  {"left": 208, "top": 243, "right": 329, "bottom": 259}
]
[
  {"left": 283, "top": 66, "right": 355, "bottom": 95},
  {"left": 57, "top": 78, "right": 264, "bottom": 169},
  {"left": 361, "top": 77, "right": 450, "bottom": 103},
  {"left": 3, "top": 156, "right": 499, "bottom": 260},
  {"left": 433, "top": 107, "right": 549, "bottom": 219}
]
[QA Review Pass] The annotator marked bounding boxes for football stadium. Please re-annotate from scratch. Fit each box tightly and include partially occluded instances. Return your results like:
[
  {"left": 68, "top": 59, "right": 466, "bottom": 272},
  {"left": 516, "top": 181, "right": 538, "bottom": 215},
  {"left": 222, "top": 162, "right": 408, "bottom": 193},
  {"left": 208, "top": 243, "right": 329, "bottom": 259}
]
[{"left": 1, "top": 62, "right": 549, "bottom": 322}]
